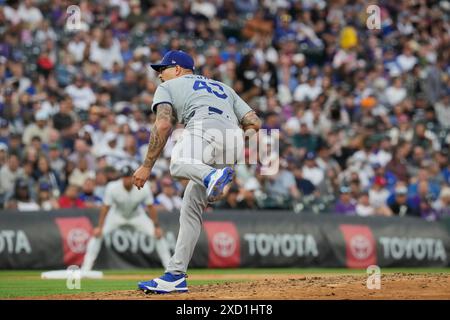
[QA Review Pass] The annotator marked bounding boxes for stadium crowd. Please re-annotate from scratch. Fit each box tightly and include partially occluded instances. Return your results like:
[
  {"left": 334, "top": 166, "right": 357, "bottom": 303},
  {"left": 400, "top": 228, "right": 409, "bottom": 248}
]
[{"left": 0, "top": 0, "right": 449, "bottom": 220}]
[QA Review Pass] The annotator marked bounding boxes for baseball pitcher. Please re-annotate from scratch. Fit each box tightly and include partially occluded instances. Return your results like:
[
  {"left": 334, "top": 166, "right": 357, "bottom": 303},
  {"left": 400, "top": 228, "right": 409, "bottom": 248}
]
[{"left": 133, "top": 50, "right": 261, "bottom": 294}]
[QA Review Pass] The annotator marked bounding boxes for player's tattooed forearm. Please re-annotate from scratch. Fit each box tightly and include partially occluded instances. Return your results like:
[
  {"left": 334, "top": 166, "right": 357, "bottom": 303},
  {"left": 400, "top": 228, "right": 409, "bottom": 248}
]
[
  {"left": 156, "top": 103, "right": 177, "bottom": 125},
  {"left": 143, "top": 104, "right": 174, "bottom": 168},
  {"left": 241, "top": 111, "right": 262, "bottom": 131}
]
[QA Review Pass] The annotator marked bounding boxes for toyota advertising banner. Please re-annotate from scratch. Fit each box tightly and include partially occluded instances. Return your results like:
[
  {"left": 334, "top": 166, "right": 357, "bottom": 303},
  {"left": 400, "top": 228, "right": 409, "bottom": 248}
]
[{"left": 0, "top": 209, "right": 449, "bottom": 269}]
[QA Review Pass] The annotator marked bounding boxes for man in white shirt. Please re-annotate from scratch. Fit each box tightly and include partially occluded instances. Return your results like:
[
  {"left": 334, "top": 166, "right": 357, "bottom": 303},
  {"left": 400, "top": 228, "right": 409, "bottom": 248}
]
[
  {"left": 0, "top": 154, "right": 24, "bottom": 205},
  {"left": 22, "top": 110, "right": 51, "bottom": 145},
  {"left": 64, "top": 75, "right": 96, "bottom": 112},
  {"left": 81, "top": 166, "right": 171, "bottom": 271},
  {"left": 434, "top": 93, "right": 450, "bottom": 129},
  {"left": 384, "top": 77, "right": 407, "bottom": 107},
  {"left": 293, "top": 77, "right": 322, "bottom": 102},
  {"left": 17, "top": 0, "right": 43, "bottom": 28},
  {"left": 396, "top": 46, "right": 417, "bottom": 73},
  {"left": 301, "top": 151, "right": 325, "bottom": 187}
]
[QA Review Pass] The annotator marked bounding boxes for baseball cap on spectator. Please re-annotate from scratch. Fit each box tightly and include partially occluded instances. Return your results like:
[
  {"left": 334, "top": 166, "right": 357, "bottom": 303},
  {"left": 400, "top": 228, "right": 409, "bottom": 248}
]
[
  {"left": 374, "top": 176, "right": 387, "bottom": 186},
  {"left": 82, "top": 125, "right": 95, "bottom": 135},
  {"left": 35, "top": 110, "right": 49, "bottom": 121},
  {"left": 105, "top": 132, "right": 117, "bottom": 143},
  {"left": 292, "top": 53, "right": 305, "bottom": 64},
  {"left": 39, "top": 182, "right": 51, "bottom": 191},
  {"left": 0, "top": 142, "right": 8, "bottom": 152},
  {"left": 116, "top": 114, "right": 128, "bottom": 126},
  {"left": 150, "top": 50, "right": 195, "bottom": 72},
  {"left": 340, "top": 185, "right": 351, "bottom": 193},
  {"left": 120, "top": 165, "right": 134, "bottom": 177},
  {"left": 395, "top": 185, "right": 408, "bottom": 195},
  {"left": 305, "top": 151, "right": 316, "bottom": 160},
  {"left": 138, "top": 126, "right": 149, "bottom": 134},
  {"left": 16, "top": 179, "right": 28, "bottom": 189},
  {"left": 372, "top": 162, "right": 382, "bottom": 170}
]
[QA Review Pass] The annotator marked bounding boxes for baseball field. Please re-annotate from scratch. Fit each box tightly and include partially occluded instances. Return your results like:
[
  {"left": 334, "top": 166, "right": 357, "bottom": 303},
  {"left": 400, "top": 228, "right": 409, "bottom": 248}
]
[{"left": 1, "top": 268, "right": 449, "bottom": 300}]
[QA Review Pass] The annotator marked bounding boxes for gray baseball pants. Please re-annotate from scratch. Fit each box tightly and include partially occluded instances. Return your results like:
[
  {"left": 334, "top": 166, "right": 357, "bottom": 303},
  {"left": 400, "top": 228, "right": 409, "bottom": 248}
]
[{"left": 166, "top": 116, "right": 243, "bottom": 274}]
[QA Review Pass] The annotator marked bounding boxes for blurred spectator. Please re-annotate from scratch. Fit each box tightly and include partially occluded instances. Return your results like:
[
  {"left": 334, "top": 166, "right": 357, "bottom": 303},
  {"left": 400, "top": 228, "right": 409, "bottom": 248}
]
[
  {"left": 434, "top": 93, "right": 450, "bottom": 130},
  {"left": 37, "top": 181, "right": 59, "bottom": 211},
  {"left": 294, "top": 77, "right": 322, "bottom": 103},
  {"left": 35, "top": 155, "right": 60, "bottom": 198},
  {"left": 368, "top": 176, "right": 392, "bottom": 216},
  {"left": 388, "top": 185, "right": 420, "bottom": 217},
  {"left": 291, "top": 122, "right": 321, "bottom": 153},
  {"left": 0, "top": 153, "right": 23, "bottom": 207},
  {"left": 155, "top": 177, "right": 183, "bottom": 212},
  {"left": 5, "top": 178, "right": 40, "bottom": 211},
  {"left": 78, "top": 178, "right": 102, "bottom": 208},
  {"left": 22, "top": 110, "right": 51, "bottom": 146},
  {"left": 238, "top": 177, "right": 261, "bottom": 210},
  {"left": 64, "top": 74, "right": 96, "bottom": 113},
  {"left": 89, "top": 29, "right": 123, "bottom": 71},
  {"left": 93, "top": 170, "right": 109, "bottom": 200},
  {"left": 0, "top": 142, "right": 7, "bottom": 167},
  {"left": 263, "top": 161, "right": 300, "bottom": 208},
  {"left": 356, "top": 193, "right": 376, "bottom": 217},
  {"left": 293, "top": 165, "right": 315, "bottom": 196},
  {"left": 301, "top": 152, "right": 324, "bottom": 187},
  {"left": 68, "top": 139, "right": 96, "bottom": 171},
  {"left": 334, "top": 185, "right": 356, "bottom": 216},
  {"left": 68, "top": 157, "right": 95, "bottom": 188},
  {"left": 58, "top": 184, "right": 85, "bottom": 209},
  {"left": 384, "top": 77, "right": 407, "bottom": 107},
  {"left": 219, "top": 185, "right": 240, "bottom": 209},
  {"left": 433, "top": 187, "right": 450, "bottom": 218},
  {"left": 386, "top": 141, "right": 410, "bottom": 183}
]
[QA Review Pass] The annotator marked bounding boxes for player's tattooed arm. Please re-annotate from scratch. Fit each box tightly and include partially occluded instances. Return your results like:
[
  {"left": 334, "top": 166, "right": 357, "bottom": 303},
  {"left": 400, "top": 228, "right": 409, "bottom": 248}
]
[
  {"left": 240, "top": 110, "right": 262, "bottom": 134},
  {"left": 143, "top": 103, "right": 175, "bottom": 169}
]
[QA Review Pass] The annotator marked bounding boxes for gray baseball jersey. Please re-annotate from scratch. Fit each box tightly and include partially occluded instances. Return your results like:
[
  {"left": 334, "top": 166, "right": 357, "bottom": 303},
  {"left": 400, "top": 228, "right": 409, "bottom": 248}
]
[{"left": 151, "top": 75, "right": 252, "bottom": 125}]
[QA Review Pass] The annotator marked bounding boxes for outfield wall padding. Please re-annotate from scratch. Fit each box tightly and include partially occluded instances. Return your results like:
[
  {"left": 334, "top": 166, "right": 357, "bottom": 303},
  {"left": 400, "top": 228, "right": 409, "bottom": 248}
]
[{"left": 0, "top": 209, "right": 449, "bottom": 269}]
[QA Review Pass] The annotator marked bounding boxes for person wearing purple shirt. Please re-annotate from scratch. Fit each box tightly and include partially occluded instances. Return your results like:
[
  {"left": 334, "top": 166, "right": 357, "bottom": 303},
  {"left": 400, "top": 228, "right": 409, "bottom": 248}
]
[{"left": 334, "top": 186, "right": 357, "bottom": 215}]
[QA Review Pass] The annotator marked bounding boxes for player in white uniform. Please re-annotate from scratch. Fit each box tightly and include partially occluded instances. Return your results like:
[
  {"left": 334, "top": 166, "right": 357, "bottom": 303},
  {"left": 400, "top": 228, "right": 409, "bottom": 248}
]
[
  {"left": 133, "top": 50, "right": 261, "bottom": 293},
  {"left": 81, "top": 166, "right": 171, "bottom": 271}
]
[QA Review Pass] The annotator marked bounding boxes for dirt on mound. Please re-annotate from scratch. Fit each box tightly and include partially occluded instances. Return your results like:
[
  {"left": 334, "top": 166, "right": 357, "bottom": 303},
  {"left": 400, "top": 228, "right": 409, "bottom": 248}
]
[{"left": 17, "top": 273, "right": 450, "bottom": 300}]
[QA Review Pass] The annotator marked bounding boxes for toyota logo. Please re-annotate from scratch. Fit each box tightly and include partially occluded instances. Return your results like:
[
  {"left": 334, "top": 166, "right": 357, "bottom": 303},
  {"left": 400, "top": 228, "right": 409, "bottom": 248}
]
[
  {"left": 212, "top": 232, "right": 236, "bottom": 258},
  {"left": 67, "top": 228, "right": 90, "bottom": 254},
  {"left": 350, "top": 234, "right": 373, "bottom": 260}
]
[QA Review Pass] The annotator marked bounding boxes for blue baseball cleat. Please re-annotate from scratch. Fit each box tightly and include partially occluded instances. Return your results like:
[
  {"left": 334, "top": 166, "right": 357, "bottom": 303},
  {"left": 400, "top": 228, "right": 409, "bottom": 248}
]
[
  {"left": 138, "top": 273, "right": 188, "bottom": 294},
  {"left": 204, "top": 167, "right": 235, "bottom": 202}
]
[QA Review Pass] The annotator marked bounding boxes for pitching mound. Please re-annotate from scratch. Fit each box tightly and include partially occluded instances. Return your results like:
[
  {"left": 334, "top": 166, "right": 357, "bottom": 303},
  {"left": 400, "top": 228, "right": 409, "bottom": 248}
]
[{"left": 19, "top": 273, "right": 450, "bottom": 300}]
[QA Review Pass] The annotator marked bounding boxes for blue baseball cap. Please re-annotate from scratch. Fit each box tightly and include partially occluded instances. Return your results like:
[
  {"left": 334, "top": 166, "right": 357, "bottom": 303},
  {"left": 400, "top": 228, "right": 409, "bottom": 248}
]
[{"left": 150, "top": 50, "right": 195, "bottom": 72}]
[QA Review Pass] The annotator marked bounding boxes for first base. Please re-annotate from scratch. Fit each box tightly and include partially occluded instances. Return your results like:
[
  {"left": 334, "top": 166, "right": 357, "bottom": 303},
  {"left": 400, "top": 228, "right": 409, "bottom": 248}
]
[{"left": 41, "top": 270, "right": 103, "bottom": 279}]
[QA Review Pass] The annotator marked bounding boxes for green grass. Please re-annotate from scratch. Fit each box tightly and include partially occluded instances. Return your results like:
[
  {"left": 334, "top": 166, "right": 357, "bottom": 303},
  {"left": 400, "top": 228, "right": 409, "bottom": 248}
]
[
  {"left": 0, "top": 268, "right": 448, "bottom": 299},
  {"left": 0, "top": 278, "right": 227, "bottom": 299}
]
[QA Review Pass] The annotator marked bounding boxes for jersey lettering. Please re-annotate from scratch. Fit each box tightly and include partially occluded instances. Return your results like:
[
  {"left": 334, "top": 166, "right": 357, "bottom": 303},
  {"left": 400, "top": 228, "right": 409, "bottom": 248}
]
[{"left": 193, "top": 80, "right": 228, "bottom": 100}]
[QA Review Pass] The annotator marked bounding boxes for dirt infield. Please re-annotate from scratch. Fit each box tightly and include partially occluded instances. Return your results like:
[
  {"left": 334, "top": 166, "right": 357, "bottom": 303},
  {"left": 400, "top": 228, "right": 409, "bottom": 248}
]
[{"left": 19, "top": 273, "right": 450, "bottom": 300}]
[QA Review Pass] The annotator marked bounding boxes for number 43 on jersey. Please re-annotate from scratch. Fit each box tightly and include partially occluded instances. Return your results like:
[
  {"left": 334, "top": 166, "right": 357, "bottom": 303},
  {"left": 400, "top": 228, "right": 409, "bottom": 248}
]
[{"left": 193, "top": 80, "right": 228, "bottom": 100}]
